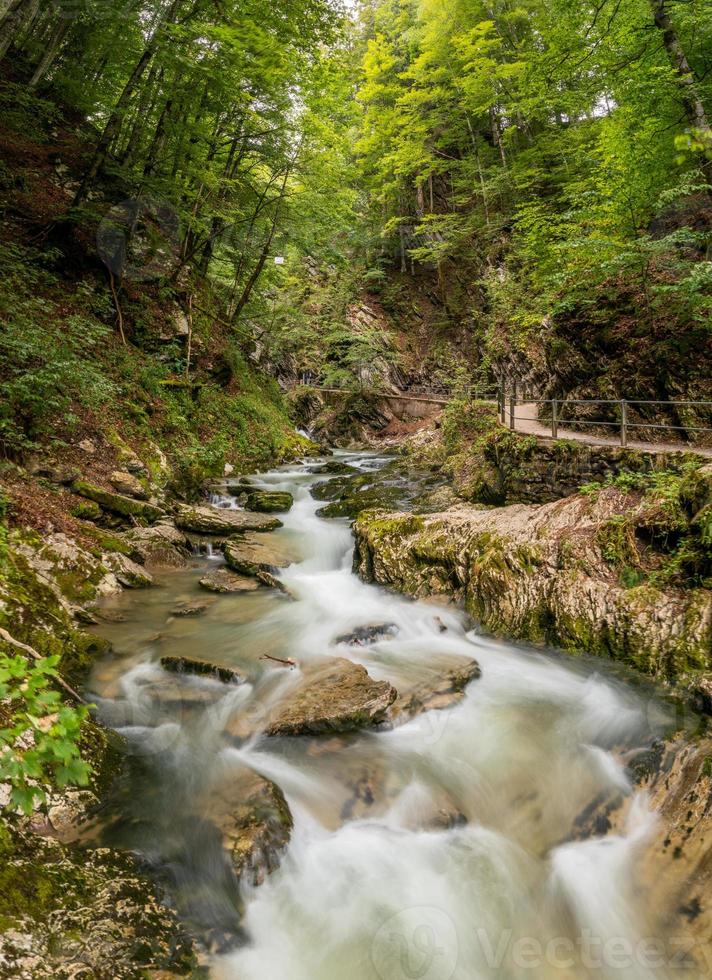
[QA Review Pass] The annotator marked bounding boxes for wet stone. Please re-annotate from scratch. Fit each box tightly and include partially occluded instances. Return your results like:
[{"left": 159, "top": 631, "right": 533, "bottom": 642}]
[
  {"left": 308, "top": 460, "right": 359, "bottom": 476},
  {"left": 159, "top": 655, "right": 243, "bottom": 685},
  {"left": 388, "top": 658, "right": 481, "bottom": 724},
  {"left": 199, "top": 568, "right": 261, "bottom": 593},
  {"left": 223, "top": 533, "right": 294, "bottom": 577},
  {"left": 207, "top": 769, "right": 293, "bottom": 886},
  {"left": 244, "top": 490, "right": 294, "bottom": 513},
  {"left": 170, "top": 600, "right": 212, "bottom": 617},
  {"left": 266, "top": 658, "right": 397, "bottom": 736},
  {"left": 335, "top": 623, "right": 399, "bottom": 646},
  {"left": 174, "top": 504, "right": 282, "bottom": 535}
]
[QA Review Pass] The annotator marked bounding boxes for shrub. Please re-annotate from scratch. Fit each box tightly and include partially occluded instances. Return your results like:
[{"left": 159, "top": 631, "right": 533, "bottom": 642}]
[{"left": 0, "top": 651, "right": 90, "bottom": 814}]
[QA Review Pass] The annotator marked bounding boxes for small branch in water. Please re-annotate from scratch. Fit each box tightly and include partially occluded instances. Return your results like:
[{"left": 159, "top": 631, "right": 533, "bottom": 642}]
[
  {"left": 260, "top": 654, "right": 298, "bottom": 669},
  {"left": 0, "top": 628, "right": 87, "bottom": 704}
]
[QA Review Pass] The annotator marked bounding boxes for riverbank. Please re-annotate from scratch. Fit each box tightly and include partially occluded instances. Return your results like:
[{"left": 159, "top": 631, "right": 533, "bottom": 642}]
[
  {"left": 2, "top": 433, "right": 712, "bottom": 976},
  {"left": 353, "top": 466, "right": 712, "bottom": 691}
]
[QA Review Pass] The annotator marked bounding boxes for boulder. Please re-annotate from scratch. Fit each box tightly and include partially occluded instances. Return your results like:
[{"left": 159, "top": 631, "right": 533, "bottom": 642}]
[
  {"left": 28, "top": 460, "right": 81, "bottom": 485},
  {"left": 199, "top": 569, "right": 261, "bottom": 594},
  {"left": 174, "top": 504, "right": 281, "bottom": 535},
  {"left": 223, "top": 534, "right": 293, "bottom": 577},
  {"left": 335, "top": 623, "right": 399, "bottom": 646},
  {"left": 206, "top": 769, "right": 293, "bottom": 885},
  {"left": 72, "top": 480, "right": 164, "bottom": 522},
  {"left": 109, "top": 470, "right": 148, "bottom": 500},
  {"left": 266, "top": 658, "right": 397, "bottom": 736},
  {"left": 388, "top": 658, "right": 481, "bottom": 723},
  {"left": 244, "top": 490, "right": 294, "bottom": 514},
  {"left": 121, "top": 523, "right": 190, "bottom": 568},
  {"left": 103, "top": 553, "right": 154, "bottom": 589},
  {"left": 309, "top": 460, "right": 359, "bottom": 476},
  {"left": 170, "top": 601, "right": 212, "bottom": 618},
  {"left": 159, "top": 655, "right": 243, "bottom": 685},
  {"left": 70, "top": 500, "right": 102, "bottom": 521},
  {"left": 118, "top": 449, "right": 148, "bottom": 476}
]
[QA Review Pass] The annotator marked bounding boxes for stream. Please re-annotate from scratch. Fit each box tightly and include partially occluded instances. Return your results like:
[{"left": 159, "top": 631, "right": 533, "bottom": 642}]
[{"left": 88, "top": 451, "right": 688, "bottom": 980}]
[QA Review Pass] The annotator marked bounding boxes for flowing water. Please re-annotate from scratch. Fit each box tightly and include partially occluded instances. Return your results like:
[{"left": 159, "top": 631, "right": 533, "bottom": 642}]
[{"left": 89, "top": 452, "right": 691, "bottom": 980}]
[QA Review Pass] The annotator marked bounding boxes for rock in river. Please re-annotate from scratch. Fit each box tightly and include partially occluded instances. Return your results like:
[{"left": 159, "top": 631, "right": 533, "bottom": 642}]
[
  {"left": 120, "top": 522, "right": 191, "bottom": 567},
  {"left": 199, "top": 568, "right": 262, "bottom": 593},
  {"left": 266, "top": 658, "right": 397, "bottom": 736},
  {"left": 206, "top": 769, "right": 293, "bottom": 886},
  {"left": 160, "top": 655, "right": 243, "bottom": 685},
  {"left": 388, "top": 658, "right": 481, "bottom": 723},
  {"left": 174, "top": 504, "right": 281, "bottom": 535},
  {"left": 335, "top": 623, "right": 399, "bottom": 646},
  {"left": 244, "top": 489, "right": 294, "bottom": 513},
  {"left": 223, "top": 533, "right": 294, "bottom": 577}
]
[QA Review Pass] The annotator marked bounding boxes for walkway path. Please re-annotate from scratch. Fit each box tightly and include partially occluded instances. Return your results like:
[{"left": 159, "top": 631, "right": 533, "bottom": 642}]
[{"left": 515, "top": 402, "right": 712, "bottom": 458}]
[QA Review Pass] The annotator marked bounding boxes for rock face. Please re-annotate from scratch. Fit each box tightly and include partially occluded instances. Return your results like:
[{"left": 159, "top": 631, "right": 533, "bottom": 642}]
[
  {"left": 72, "top": 480, "right": 164, "bottom": 522},
  {"left": 0, "top": 824, "right": 198, "bottom": 979},
  {"left": 353, "top": 492, "right": 712, "bottom": 679},
  {"left": 266, "top": 658, "right": 397, "bottom": 736},
  {"left": 574, "top": 735, "right": 712, "bottom": 974},
  {"left": 223, "top": 534, "right": 293, "bottom": 577},
  {"left": 199, "top": 568, "right": 261, "bottom": 593},
  {"left": 174, "top": 504, "right": 281, "bottom": 535},
  {"left": 244, "top": 490, "right": 294, "bottom": 513}
]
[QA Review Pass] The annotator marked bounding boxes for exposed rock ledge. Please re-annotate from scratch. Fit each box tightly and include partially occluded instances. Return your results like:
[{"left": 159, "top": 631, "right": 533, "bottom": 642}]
[{"left": 353, "top": 490, "right": 712, "bottom": 680}]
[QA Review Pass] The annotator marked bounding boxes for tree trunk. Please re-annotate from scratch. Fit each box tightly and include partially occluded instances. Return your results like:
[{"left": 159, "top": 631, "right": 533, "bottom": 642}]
[
  {"left": 120, "top": 65, "right": 160, "bottom": 166},
  {"left": 232, "top": 163, "right": 293, "bottom": 323},
  {"left": 73, "top": 0, "right": 183, "bottom": 206},
  {"left": 649, "top": 0, "right": 709, "bottom": 133},
  {"left": 28, "top": 17, "right": 70, "bottom": 88},
  {"left": 0, "top": 0, "right": 37, "bottom": 61}
]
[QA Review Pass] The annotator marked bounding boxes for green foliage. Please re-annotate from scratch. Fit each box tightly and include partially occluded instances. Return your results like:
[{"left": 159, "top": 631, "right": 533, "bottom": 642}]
[
  {"left": 0, "top": 653, "right": 90, "bottom": 815},
  {"left": 353, "top": 0, "right": 712, "bottom": 391},
  {"left": 0, "top": 246, "right": 115, "bottom": 456},
  {"left": 584, "top": 465, "right": 712, "bottom": 588}
]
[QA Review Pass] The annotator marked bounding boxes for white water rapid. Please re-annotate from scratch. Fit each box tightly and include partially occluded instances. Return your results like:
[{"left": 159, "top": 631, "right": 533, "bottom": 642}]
[{"left": 90, "top": 452, "right": 689, "bottom": 980}]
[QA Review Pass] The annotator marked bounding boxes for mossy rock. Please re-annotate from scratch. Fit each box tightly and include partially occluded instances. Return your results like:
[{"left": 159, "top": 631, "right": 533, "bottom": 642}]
[
  {"left": 244, "top": 490, "right": 294, "bottom": 514},
  {"left": 70, "top": 500, "right": 102, "bottom": 521},
  {"left": 72, "top": 480, "right": 164, "bottom": 522}
]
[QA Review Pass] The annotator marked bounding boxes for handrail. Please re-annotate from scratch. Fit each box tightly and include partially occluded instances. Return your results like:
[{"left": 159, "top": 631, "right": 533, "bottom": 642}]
[{"left": 498, "top": 385, "right": 712, "bottom": 449}]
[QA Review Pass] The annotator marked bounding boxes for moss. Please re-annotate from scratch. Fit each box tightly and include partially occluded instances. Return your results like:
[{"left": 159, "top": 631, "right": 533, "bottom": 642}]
[
  {"left": 69, "top": 500, "right": 102, "bottom": 521},
  {"left": 80, "top": 524, "right": 133, "bottom": 556},
  {"left": 72, "top": 480, "right": 163, "bottom": 521}
]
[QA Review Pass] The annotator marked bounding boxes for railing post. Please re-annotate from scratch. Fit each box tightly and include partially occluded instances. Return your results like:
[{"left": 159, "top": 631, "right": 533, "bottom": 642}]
[
  {"left": 620, "top": 399, "right": 628, "bottom": 448},
  {"left": 509, "top": 382, "right": 516, "bottom": 431},
  {"left": 552, "top": 399, "right": 558, "bottom": 439},
  {"left": 499, "top": 381, "right": 506, "bottom": 423}
]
